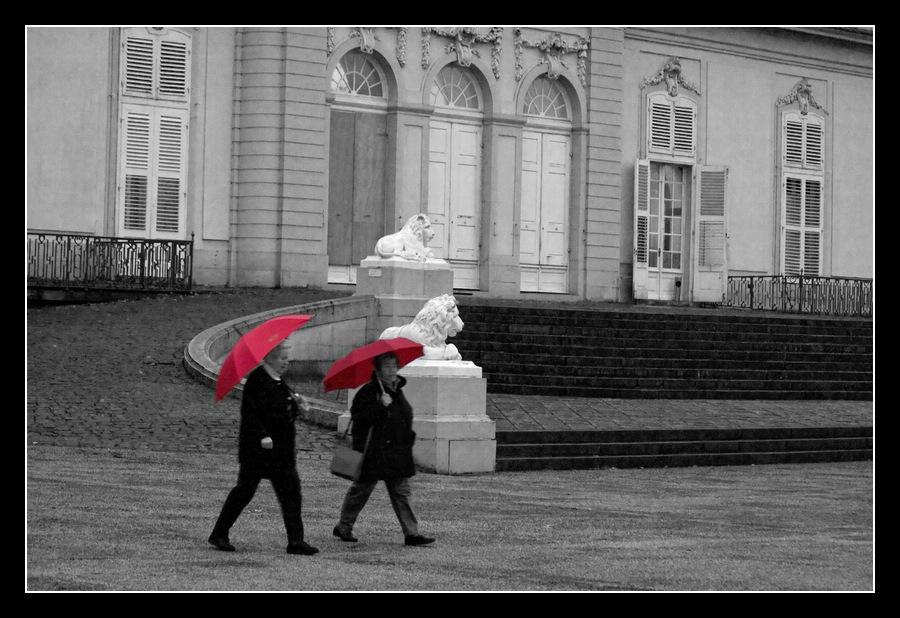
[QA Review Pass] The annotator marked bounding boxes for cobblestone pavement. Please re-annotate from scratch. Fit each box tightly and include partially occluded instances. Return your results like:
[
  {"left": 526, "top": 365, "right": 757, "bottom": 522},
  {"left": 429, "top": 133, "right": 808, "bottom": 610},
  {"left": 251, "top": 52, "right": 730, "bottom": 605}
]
[{"left": 26, "top": 288, "right": 874, "bottom": 460}]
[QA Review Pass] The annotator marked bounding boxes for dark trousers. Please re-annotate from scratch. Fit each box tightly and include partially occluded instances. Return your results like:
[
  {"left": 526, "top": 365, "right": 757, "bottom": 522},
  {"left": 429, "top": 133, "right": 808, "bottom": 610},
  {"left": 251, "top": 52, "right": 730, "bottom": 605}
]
[
  {"left": 338, "top": 477, "right": 419, "bottom": 537},
  {"left": 212, "top": 465, "right": 305, "bottom": 544}
]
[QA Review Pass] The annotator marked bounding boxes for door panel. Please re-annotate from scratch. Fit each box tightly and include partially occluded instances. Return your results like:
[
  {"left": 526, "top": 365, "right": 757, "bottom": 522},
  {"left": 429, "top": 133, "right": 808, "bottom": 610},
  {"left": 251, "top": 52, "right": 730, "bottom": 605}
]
[
  {"left": 519, "top": 134, "right": 541, "bottom": 264},
  {"left": 427, "top": 122, "right": 451, "bottom": 258},
  {"left": 450, "top": 124, "right": 481, "bottom": 262},
  {"left": 541, "top": 134, "right": 569, "bottom": 267}
]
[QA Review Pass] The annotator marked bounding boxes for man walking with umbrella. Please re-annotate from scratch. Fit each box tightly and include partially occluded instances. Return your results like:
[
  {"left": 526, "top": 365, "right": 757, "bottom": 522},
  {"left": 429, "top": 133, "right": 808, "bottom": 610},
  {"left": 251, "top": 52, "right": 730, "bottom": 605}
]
[
  {"left": 209, "top": 340, "right": 320, "bottom": 555},
  {"left": 332, "top": 350, "right": 435, "bottom": 547}
]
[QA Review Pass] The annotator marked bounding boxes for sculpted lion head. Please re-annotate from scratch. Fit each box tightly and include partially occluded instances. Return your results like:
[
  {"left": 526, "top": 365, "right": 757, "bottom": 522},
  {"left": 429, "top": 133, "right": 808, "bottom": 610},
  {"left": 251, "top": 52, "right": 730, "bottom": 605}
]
[
  {"left": 379, "top": 294, "right": 464, "bottom": 360},
  {"left": 402, "top": 214, "right": 435, "bottom": 247},
  {"left": 410, "top": 294, "right": 464, "bottom": 346}
]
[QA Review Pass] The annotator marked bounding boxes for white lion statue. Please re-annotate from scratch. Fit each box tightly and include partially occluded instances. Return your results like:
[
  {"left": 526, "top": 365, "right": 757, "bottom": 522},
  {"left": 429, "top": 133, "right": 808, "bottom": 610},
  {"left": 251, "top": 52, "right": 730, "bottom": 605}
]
[
  {"left": 379, "top": 294, "right": 464, "bottom": 360},
  {"left": 374, "top": 213, "right": 437, "bottom": 262}
]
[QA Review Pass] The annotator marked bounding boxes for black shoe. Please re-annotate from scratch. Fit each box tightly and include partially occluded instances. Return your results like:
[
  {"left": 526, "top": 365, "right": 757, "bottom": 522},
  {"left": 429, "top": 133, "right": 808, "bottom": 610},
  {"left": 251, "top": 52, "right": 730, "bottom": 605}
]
[
  {"left": 208, "top": 533, "right": 235, "bottom": 552},
  {"left": 333, "top": 525, "right": 358, "bottom": 542},
  {"left": 404, "top": 534, "right": 435, "bottom": 547},
  {"left": 286, "top": 540, "right": 320, "bottom": 555}
]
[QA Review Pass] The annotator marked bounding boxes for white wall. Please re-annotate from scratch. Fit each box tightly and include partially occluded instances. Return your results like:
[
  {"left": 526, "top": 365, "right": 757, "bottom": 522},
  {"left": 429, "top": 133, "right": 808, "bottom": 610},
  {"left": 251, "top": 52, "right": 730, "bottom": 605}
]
[{"left": 26, "top": 28, "right": 112, "bottom": 234}]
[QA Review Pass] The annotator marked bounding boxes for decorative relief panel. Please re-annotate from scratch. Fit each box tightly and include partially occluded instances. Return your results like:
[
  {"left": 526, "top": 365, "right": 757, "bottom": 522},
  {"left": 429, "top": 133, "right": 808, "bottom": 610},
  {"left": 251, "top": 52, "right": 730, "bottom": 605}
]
[
  {"left": 350, "top": 27, "right": 380, "bottom": 54},
  {"left": 421, "top": 27, "right": 503, "bottom": 79},
  {"left": 326, "top": 27, "right": 407, "bottom": 67},
  {"left": 396, "top": 27, "right": 408, "bottom": 67},
  {"left": 639, "top": 57, "right": 700, "bottom": 97},
  {"left": 514, "top": 29, "right": 590, "bottom": 86},
  {"left": 775, "top": 78, "right": 828, "bottom": 115}
]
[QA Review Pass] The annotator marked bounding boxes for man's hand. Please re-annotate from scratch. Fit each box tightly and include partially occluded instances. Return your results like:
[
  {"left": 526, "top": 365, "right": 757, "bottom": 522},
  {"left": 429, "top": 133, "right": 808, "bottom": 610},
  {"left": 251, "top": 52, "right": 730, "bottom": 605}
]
[
  {"left": 380, "top": 392, "right": 393, "bottom": 406},
  {"left": 261, "top": 437, "right": 273, "bottom": 449}
]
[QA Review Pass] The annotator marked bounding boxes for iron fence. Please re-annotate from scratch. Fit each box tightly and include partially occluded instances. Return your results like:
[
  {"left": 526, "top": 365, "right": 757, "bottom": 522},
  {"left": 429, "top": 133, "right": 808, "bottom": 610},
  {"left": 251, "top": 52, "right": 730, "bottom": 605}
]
[
  {"left": 27, "top": 233, "right": 193, "bottom": 292},
  {"left": 725, "top": 273, "right": 872, "bottom": 318}
]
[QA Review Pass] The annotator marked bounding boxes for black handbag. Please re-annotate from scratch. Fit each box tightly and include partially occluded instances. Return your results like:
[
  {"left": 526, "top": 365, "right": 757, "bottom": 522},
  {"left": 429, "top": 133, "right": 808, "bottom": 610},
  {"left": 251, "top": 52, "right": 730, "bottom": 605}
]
[{"left": 329, "top": 420, "right": 372, "bottom": 481}]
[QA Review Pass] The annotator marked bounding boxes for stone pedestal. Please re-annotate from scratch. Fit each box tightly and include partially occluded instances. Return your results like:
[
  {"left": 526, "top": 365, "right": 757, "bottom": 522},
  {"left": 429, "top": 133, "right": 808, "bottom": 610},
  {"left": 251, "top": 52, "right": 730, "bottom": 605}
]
[
  {"left": 356, "top": 256, "right": 454, "bottom": 339},
  {"left": 337, "top": 359, "right": 496, "bottom": 475}
]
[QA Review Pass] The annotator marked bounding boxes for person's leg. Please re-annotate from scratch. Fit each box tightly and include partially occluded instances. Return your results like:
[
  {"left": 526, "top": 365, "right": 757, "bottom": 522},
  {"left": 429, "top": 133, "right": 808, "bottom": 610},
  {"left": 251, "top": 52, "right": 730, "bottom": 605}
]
[
  {"left": 210, "top": 467, "right": 261, "bottom": 547},
  {"left": 384, "top": 477, "right": 419, "bottom": 537},
  {"left": 270, "top": 467, "right": 304, "bottom": 545},
  {"left": 336, "top": 479, "right": 378, "bottom": 533}
]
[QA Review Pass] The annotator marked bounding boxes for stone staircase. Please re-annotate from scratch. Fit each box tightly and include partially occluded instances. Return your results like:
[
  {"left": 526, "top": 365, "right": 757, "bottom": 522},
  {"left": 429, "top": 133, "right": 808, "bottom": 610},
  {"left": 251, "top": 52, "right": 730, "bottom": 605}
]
[
  {"left": 453, "top": 301, "right": 873, "bottom": 401},
  {"left": 451, "top": 300, "right": 873, "bottom": 470}
]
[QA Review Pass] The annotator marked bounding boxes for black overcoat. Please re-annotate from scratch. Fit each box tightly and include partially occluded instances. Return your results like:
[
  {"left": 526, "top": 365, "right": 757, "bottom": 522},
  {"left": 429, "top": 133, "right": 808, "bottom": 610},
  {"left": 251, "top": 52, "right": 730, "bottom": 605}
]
[
  {"left": 237, "top": 365, "right": 299, "bottom": 476},
  {"left": 350, "top": 374, "right": 416, "bottom": 481}
]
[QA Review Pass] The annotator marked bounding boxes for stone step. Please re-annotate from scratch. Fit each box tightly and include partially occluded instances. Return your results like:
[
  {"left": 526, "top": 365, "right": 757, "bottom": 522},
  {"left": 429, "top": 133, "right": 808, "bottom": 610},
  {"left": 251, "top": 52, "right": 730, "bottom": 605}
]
[
  {"left": 494, "top": 426, "right": 873, "bottom": 470},
  {"left": 454, "top": 334, "right": 871, "bottom": 355},
  {"left": 457, "top": 321, "right": 871, "bottom": 340},
  {"left": 472, "top": 353, "right": 870, "bottom": 372},
  {"left": 485, "top": 383, "right": 872, "bottom": 400},
  {"left": 495, "top": 449, "right": 873, "bottom": 471},
  {"left": 479, "top": 364, "right": 871, "bottom": 381}
]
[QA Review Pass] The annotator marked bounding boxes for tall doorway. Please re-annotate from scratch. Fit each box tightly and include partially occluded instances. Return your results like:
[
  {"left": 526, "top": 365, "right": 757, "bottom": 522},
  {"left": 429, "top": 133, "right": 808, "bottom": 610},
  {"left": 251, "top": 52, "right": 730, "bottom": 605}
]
[
  {"left": 644, "top": 162, "right": 689, "bottom": 300},
  {"left": 427, "top": 65, "right": 484, "bottom": 290},
  {"left": 520, "top": 77, "right": 572, "bottom": 293}
]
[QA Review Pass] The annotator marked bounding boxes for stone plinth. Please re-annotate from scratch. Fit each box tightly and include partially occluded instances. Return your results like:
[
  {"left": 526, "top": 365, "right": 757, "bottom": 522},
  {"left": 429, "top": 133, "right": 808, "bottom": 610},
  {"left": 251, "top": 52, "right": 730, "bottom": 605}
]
[
  {"left": 337, "top": 359, "right": 496, "bottom": 475},
  {"left": 356, "top": 256, "right": 454, "bottom": 339}
]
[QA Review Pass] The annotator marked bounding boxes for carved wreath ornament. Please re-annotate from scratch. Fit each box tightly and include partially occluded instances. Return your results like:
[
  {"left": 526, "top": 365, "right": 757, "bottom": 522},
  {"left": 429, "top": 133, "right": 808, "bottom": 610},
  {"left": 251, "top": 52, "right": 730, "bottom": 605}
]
[
  {"left": 421, "top": 27, "right": 503, "bottom": 79},
  {"left": 639, "top": 57, "right": 700, "bottom": 97},
  {"left": 514, "top": 29, "right": 590, "bottom": 86},
  {"left": 775, "top": 78, "right": 827, "bottom": 115}
]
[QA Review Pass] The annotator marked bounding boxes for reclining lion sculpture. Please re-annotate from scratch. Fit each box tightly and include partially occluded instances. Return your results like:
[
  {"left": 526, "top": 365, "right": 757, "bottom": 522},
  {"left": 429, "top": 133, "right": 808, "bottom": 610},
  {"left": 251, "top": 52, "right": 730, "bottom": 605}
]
[
  {"left": 374, "top": 213, "right": 437, "bottom": 262},
  {"left": 379, "top": 294, "right": 464, "bottom": 361}
]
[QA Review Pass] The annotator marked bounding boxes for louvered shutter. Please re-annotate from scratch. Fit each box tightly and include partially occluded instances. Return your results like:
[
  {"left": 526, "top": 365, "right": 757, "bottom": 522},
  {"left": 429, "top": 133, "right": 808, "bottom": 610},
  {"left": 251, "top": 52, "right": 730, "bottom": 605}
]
[
  {"left": 782, "top": 111, "right": 824, "bottom": 171},
  {"left": 648, "top": 93, "right": 696, "bottom": 158},
  {"left": 692, "top": 165, "right": 728, "bottom": 302},
  {"left": 633, "top": 159, "right": 651, "bottom": 299},
  {"left": 118, "top": 105, "right": 187, "bottom": 239},
  {"left": 781, "top": 174, "right": 822, "bottom": 276},
  {"left": 122, "top": 28, "right": 190, "bottom": 101}
]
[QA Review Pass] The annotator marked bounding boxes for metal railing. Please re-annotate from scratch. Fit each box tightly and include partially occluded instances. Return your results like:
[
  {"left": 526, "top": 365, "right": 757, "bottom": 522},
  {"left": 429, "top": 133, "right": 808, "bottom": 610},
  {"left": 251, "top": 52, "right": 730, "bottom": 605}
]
[
  {"left": 725, "top": 273, "right": 872, "bottom": 318},
  {"left": 27, "top": 233, "right": 194, "bottom": 292}
]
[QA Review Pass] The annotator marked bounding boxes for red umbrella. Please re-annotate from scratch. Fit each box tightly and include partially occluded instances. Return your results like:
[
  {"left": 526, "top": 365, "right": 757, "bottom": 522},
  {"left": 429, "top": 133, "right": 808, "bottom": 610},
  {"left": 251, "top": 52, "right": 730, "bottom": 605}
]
[
  {"left": 323, "top": 337, "right": 424, "bottom": 392},
  {"left": 215, "top": 314, "right": 314, "bottom": 401}
]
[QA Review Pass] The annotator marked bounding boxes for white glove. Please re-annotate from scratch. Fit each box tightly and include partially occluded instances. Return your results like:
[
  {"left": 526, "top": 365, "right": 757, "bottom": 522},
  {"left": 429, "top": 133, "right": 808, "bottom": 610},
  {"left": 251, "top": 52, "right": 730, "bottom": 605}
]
[
  {"left": 261, "top": 437, "right": 273, "bottom": 449},
  {"left": 380, "top": 393, "right": 393, "bottom": 406}
]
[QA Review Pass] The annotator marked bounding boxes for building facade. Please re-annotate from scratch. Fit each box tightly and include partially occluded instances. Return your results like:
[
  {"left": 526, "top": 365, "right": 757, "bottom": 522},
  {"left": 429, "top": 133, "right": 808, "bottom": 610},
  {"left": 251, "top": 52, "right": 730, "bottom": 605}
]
[{"left": 26, "top": 26, "right": 874, "bottom": 303}]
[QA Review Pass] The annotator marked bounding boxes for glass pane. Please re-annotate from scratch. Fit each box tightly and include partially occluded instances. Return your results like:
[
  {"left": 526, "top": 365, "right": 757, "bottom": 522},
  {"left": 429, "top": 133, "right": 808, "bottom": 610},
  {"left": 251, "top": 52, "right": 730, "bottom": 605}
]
[{"left": 331, "top": 52, "right": 386, "bottom": 98}]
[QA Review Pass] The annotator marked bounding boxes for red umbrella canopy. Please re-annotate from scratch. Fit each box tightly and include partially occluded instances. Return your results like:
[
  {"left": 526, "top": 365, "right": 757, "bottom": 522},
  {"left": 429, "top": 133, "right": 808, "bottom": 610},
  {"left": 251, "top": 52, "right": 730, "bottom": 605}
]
[
  {"left": 323, "top": 337, "right": 424, "bottom": 392},
  {"left": 215, "top": 314, "right": 314, "bottom": 402}
]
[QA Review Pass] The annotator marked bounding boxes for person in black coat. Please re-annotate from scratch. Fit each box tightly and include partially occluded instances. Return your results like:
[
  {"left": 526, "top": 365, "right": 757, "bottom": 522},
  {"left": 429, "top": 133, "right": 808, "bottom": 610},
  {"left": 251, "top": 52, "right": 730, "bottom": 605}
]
[
  {"left": 332, "top": 351, "right": 435, "bottom": 547},
  {"left": 209, "top": 342, "right": 319, "bottom": 555}
]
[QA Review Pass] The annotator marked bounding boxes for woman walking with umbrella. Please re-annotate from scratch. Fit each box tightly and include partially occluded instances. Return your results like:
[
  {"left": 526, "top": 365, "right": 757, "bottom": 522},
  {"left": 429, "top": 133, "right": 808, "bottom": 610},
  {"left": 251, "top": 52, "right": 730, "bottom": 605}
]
[
  {"left": 208, "top": 316, "right": 320, "bottom": 556},
  {"left": 330, "top": 348, "right": 435, "bottom": 547}
]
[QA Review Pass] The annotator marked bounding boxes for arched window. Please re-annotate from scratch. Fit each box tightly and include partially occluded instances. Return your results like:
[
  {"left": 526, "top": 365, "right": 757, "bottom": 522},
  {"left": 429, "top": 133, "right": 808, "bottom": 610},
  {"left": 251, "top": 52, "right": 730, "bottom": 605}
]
[
  {"left": 330, "top": 51, "right": 386, "bottom": 99},
  {"left": 523, "top": 77, "right": 568, "bottom": 119},
  {"left": 431, "top": 65, "right": 481, "bottom": 110}
]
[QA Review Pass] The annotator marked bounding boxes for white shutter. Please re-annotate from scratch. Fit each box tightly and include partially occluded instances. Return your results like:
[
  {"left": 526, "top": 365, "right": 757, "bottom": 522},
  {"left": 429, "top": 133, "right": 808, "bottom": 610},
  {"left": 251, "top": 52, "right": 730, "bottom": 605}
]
[
  {"left": 782, "top": 111, "right": 824, "bottom": 171},
  {"left": 121, "top": 109, "right": 151, "bottom": 234},
  {"left": 648, "top": 93, "right": 696, "bottom": 158},
  {"left": 633, "top": 159, "right": 650, "bottom": 299},
  {"left": 692, "top": 165, "right": 728, "bottom": 302},
  {"left": 121, "top": 28, "right": 190, "bottom": 101},
  {"left": 117, "top": 105, "right": 187, "bottom": 239},
  {"left": 781, "top": 174, "right": 821, "bottom": 276},
  {"left": 802, "top": 178, "right": 822, "bottom": 275},
  {"left": 648, "top": 100, "right": 671, "bottom": 153},
  {"left": 673, "top": 101, "right": 695, "bottom": 156}
]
